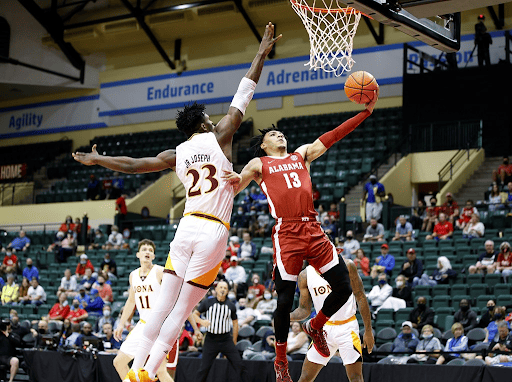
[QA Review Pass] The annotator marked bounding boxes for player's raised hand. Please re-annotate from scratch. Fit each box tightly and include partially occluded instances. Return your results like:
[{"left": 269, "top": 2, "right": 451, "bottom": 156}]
[
  {"left": 72, "top": 144, "right": 100, "bottom": 166},
  {"left": 363, "top": 329, "right": 375, "bottom": 353},
  {"left": 113, "top": 325, "right": 123, "bottom": 342},
  {"left": 365, "top": 88, "right": 379, "bottom": 114},
  {"left": 258, "top": 22, "right": 282, "bottom": 57}
]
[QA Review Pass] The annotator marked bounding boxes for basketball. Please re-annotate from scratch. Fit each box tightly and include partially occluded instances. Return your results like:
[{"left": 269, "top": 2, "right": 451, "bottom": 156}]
[{"left": 344, "top": 71, "right": 379, "bottom": 104}]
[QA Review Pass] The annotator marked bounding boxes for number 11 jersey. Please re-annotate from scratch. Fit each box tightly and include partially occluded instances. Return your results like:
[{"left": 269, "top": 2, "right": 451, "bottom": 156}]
[
  {"left": 260, "top": 153, "right": 317, "bottom": 219},
  {"left": 131, "top": 265, "right": 162, "bottom": 322}
]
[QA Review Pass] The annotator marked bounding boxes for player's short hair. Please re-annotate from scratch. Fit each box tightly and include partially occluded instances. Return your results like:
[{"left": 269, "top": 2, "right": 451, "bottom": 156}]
[
  {"left": 251, "top": 125, "right": 286, "bottom": 157},
  {"left": 176, "top": 102, "right": 206, "bottom": 138},
  {"left": 138, "top": 239, "right": 156, "bottom": 252}
]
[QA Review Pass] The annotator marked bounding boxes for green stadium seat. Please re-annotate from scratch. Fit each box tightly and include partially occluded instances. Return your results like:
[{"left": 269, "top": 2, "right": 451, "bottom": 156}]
[
  {"left": 435, "top": 307, "right": 454, "bottom": 331},
  {"left": 375, "top": 319, "right": 395, "bottom": 333},
  {"left": 451, "top": 284, "right": 468, "bottom": 296},
  {"left": 470, "top": 284, "right": 489, "bottom": 301},
  {"left": 376, "top": 309, "right": 394, "bottom": 321},
  {"left": 395, "top": 308, "right": 413, "bottom": 323},
  {"left": 439, "top": 240, "right": 453, "bottom": 248},
  {"left": 497, "top": 295, "right": 512, "bottom": 306},
  {"left": 432, "top": 284, "right": 450, "bottom": 296},
  {"left": 494, "top": 283, "right": 511, "bottom": 296},
  {"left": 485, "top": 273, "right": 502, "bottom": 288},
  {"left": 432, "top": 295, "right": 451, "bottom": 309},
  {"left": 414, "top": 285, "right": 431, "bottom": 298},
  {"left": 466, "top": 274, "right": 484, "bottom": 286}
]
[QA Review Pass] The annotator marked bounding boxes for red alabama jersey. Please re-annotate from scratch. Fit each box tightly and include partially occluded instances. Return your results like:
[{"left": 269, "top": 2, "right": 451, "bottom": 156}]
[{"left": 260, "top": 153, "right": 317, "bottom": 219}]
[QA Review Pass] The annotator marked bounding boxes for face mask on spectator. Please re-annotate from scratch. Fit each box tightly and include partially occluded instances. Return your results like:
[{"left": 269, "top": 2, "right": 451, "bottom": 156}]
[
  {"left": 38, "top": 328, "right": 46, "bottom": 334},
  {"left": 402, "top": 333, "right": 411, "bottom": 339},
  {"left": 460, "top": 304, "right": 469, "bottom": 312},
  {"left": 239, "top": 305, "right": 245, "bottom": 310},
  {"left": 96, "top": 234, "right": 102, "bottom": 239},
  {"left": 422, "top": 334, "right": 433, "bottom": 340},
  {"left": 237, "top": 210, "right": 243, "bottom": 215},
  {"left": 228, "top": 293, "right": 236, "bottom": 300},
  {"left": 378, "top": 280, "right": 386, "bottom": 285},
  {"left": 27, "top": 264, "right": 32, "bottom": 268},
  {"left": 73, "top": 303, "right": 80, "bottom": 308},
  {"left": 396, "top": 281, "right": 403, "bottom": 288},
  {"left": 488, "top": 305, "right": 495, "bottom": 311},
  {"left": 80, "top": 260, "right": 86, "bottom": 265},
  {"left": 431, "top": 202, "right": 436, "bottom": 206},
  {"left": 230, "top": 261, "right": 237, "bottom": 267},
  {"left": 417, "top": 303, "right": 426, "bottom": 311},
  {"left": 247, "top": 293, "right": 254, "bottom": 300},
  {"left": 98, "top": 281, "right": 104, "bottom": 286},
  {"left": 264, "top": 293, "right": 271, "bottom": 300},
  {"left": 346, "top": 235, "right": 353, "bottom": 240},
  {"left": 112, "top": 230, "right": 118, "bottom": 235},
  {"left": 79, "top": 291, "right": 85, "bottom": 297},
  {"left": 494, "top": 313, "right": 502, "bottom": 320},
  {"left": 103, "top": 310, "right": 111, "bottom": 317}
]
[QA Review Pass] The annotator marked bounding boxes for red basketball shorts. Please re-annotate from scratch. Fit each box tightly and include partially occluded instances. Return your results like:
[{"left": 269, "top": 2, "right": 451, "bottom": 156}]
[{"left": 272, "top": 217, "right": 339, "bottom": 282}]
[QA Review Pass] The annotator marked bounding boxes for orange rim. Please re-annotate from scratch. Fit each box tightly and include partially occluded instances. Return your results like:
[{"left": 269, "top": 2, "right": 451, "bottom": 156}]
[{"left": 290, "top": 0, "right": 372, "bottom": 18}]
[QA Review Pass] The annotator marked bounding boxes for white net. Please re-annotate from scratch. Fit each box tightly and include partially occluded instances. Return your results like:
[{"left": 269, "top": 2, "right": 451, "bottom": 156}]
[{"left": 290, "top": 0, "right": 362, "bottom": 76}]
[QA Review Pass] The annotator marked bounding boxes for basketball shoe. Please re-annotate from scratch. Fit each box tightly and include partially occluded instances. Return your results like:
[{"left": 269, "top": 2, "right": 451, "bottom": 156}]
[
  {"left": 127, "top": 369, "right": 157, "bottom": 382},
  {"left": 274, "top": 359, "right": 292, "bottom": 382},
  {"left": 303, "top": 319, "right": 330, "bottom": 357}
]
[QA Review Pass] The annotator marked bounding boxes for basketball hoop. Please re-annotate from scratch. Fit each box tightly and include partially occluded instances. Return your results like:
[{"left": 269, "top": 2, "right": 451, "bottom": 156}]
[{"left": 290, "top": 0, "right": 367, "bottom": 76}]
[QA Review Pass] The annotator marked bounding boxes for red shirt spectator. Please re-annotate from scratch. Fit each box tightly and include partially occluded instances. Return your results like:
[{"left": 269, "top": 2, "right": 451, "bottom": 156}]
[
  {"left": 3, "top": 253, "right": 17, "bottom": 268},
  {"left": 496, "top": 252, "right": 512, "bottom": 268},
  {"left": 227, "top": 236, "right": 240, "bottom": 257},
  {"left": 442, "top": 193, "right": 459, "bottom": 218},
  {"left": 93, "top": 275, "right": 113, "bottom": 303},
  {"left": 67, "top": 308, "right": 88, "bottom": 323},
  {"left": 248, "top": 274, "right": 265, "bottom": 297},
  {"left": 59, "top": 216, "right": 76, "bottom": 233},
  {"left": 221, "top": 258, "right": 230, "bottom": 273},
  {"left": 179, "top": 328, "right": 194, "bottom": 350},
  {"left": 353, "top": 250, "right": 370, "bottom": 276},
  {"left": 116, "top": 195, "right": 127, "bottom": 216},
  {"left": 327, "top": 203, "right": 340, "bottom": 220},
  {"left": 433, "top": 221, "right": 453, "bottom": 237},
  {"left": 458, "top": 206, "right": 477, "bottom": 226},
  {"left": 49, "top": 302, "right": 70, "bottom": 321},
  {"left": 75, "top": 254, "right": 94, "bottom": 277}
]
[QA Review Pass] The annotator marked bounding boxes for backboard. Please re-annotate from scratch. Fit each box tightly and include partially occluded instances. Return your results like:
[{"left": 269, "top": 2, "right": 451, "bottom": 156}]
[{"left": 346, "top": 0, "right": 504, "bottom": 52}]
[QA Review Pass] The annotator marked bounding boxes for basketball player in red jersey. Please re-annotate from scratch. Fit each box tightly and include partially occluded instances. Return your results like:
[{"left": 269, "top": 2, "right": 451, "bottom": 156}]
[{"left": 223, "top": 90, "right": 378, "bottom": 382}]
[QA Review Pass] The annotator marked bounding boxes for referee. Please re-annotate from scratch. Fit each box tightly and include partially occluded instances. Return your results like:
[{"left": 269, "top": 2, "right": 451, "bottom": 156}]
[{"left": 194, "top": 280, "right": 246, "bottom": 382}]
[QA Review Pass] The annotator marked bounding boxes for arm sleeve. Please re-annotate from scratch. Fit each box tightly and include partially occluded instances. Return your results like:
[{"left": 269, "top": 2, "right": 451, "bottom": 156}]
[{"left": 318, "top": 110, "right": 371, "bottom": 149}]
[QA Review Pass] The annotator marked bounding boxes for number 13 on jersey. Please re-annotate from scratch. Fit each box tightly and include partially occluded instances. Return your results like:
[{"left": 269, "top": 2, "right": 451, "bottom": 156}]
[{"left": 283, "top": 172, "right": 301, "bottom": 189}]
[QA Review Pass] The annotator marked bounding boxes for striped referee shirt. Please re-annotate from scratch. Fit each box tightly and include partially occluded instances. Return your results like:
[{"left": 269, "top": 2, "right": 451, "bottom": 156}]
[{"left": 197, "top": 297, "right": 237, "bottom": 335}]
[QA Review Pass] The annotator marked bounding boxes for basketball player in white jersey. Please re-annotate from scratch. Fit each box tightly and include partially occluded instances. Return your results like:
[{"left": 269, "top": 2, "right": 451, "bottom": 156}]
[
  {"left": 73, "top": 23, "right": 280, "bottom": 382},
  {"left": 290, "top": 257, "right": 374, "bottom": 382}
]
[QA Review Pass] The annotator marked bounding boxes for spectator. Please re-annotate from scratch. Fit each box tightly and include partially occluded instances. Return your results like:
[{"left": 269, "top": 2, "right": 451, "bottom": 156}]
[
  {"left": 227, "top": 236, "right": 240, "bottom": 257},
  {"left": 94, "top": 305, "right": 115, "bottom": 335},
  {"left": 255, "top": 289, "right": 277, "bottom": 320},
  {"left": 115, "top": 194, "right": 128, "bottom": 228},
  {"left": 393, "top": 215, "right": 413, "bottom": 242},
  {"left": 248, "top": 274, "right": 265, "bottom": 298},
  {"left": 99, "top": 252, "right": 117, "bottom": 281},
  {"left": 422, "top": 196, "right": 441, "bottom": 232},
  {"left": 59, "top": 216, "right": 76, "bottom": 233},
  {"left": 93, "top": 274, "right": 113, "bottom": 303},
  {"left": 363, "top": 218, "right": 385, "bottom": 243},
  {"left": 342, "top": 230, "right": 360, "bottom": 259},
  {"left": 367, "top": 273, "right": 392, "bottom": 311},
  {"left": 238, "top": 232, "right": 256, "bottom": 263},
  {"left": 249, "top": 186, "right": 267, "bottom": 211},
  {"left": 34, "top": 320, "right": 51, "bottom": 348},
  {"left": 327, "top": 203, "right": 340, "bottom": 220},
  {"left": 454, "top": 299, "right": 478, "bottom": 334},
  {"left": 89, "top": 229, "right": 106, "bottom": 250},
  {"left": 80, "top": 322, "right": 101, "bottom": 348},
  {"left": 86, "top": 174, "right": 102, "bottom": 200},
  {"left": 231, "top": 207, "right": 249, "bottom": 238},
  {"left": 80, "top": 268, "right": 96, "bottom": 290},
  {"left": 492, "top": 156, "right": 512, "bottom": 186},
  {"left": 224, "top": 256, "right": 247, "bottom": 295},
  {"left": 321, "top": 216, "right": 337, "bottom": 241},
  {"left": 425, "top": 213, "right": 453, "bottom": 241},
  {"left": 456, "top": 200, "right": 478, "bottom": 230},
  {"left": 488, "top": 183, "right": 504, "bottom": 211},
  {"left": 363, "top": 174, "right": 385, "bottom": 221},
  {"left": 502, "top": 182, "right": 512, "bottom": 209},
  {"left": 103, "top": 226, "right": 124, "bottom": 250},
  {"left": 416, "top": 256, "right": 457, "bottom": 286},
  {"left": 18, "top": 277, "right": 29, "bottom": 302},
  {"left": 10, "top": 315, "right": 37, "bottom": 344},
  {"left": 58, "top": 231, "right": 76, "bottom": 262},
  {"left": 409, "top": 296, "right": 435, "bottom": 330},
  {"left": 0, "top": 321, "right": 20, "bottom": 382},
  {"left": 48, "top": 293, "right": 70, "bottom": 322},
  {"left": 236, "top": 298, "right": 258, "bottom": 327},
  {"left": 485, "top": 321, "right": 512, "bottom": 365},
  {"left": 496, "top": 241, "right": 512, "bottom": 282},
  {"left": 220, "top": 249, "right": 231, "bottom": 274},
  {"left": 469, "top": 240, "right": 498, "bottom": 274},
  {"left": 442, "top": 192, "right": 459, "bottom": 224},
  {"left": 111, "top": 172, "right": 125, "bottom": 199},
  {"left": 1, "top": 248, "right": 18, "bottom": 276},
  {"left": 392, "top": 321, "right": 419, "bottom": 353},
  {"left": 58, "top": 269, "right": 78, "bottom": 298},
  {"left": 484, "top": 306, "right": 510, "bottom": 343},
  {"left": 370, "top": 243, "right": 395, "bottom": 279},
  {"left": 75, "top": 254, "right": 95, "bottom": 279},
  {"left": 411, "top": 200, "right": 427, "bottom": 230},
  {"left": 22, "top": 258, "right": 38, "bottom": 281},
  {"left": 102, "top": 175, "right": 113, "bottom": 200},
  {"left": 57, "top": 318, "right": 73, "bottom": 344},
  {"left": 436, "top": 323, "right": 469, "bottom": 364},
  {"left": 462, "top": 214, "right": 485, "bottom": 239},
  {"left": 7, "top": 230, "right": 30, "bottom": 252},
  {"left": 312, "top": 184, "right": 320, "bottom": 206},
  {"left": 101, "top": 322, "right": 121, "bottom": 353},
  {"left": 84, "top": 288, "right": 104, "bottom": 317},
  {"left": 46, "top": 231, "right": 65, "bottom": 253},
  {"left": 393, "top": 275, "right": 413, "bottom": 307},
  {"left": 316, "top": 204, "right": 329, "bottom": 223},
  {"left": 286, "top": 322, "right": 308, "bottom": 361},
  {"left": 252, "top": 205, "right": 271, "bottom": 238},
  {"left": 407, "top": 324, "right": 442, "bottom": 364},
  {"left": 22, "top": 278, "right": 46, "bottom": 306},
  {"left": 67, "top": 298, "right": 88, "bottom": 323},
  {"left": 62, "top": 323, "right": 82, "bottom": 348},
  {"left": 353, "top": 248, "right": 370, "bottom": 276},
  {"left": 479, "top": 300, "right": 496, "bottom": 329},
  {"left": 1, "top": 275, "right": 18, "bottom": 305},
  {"left": 400, "top": 248, "right": 423, "bottom": 285}
]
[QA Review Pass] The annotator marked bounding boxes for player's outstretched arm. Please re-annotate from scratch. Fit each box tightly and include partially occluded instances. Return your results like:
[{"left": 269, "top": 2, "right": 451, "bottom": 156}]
[
  {"left": 215, "top": 23, "right": 282, "bottom": 146},
  {"left": 114, "top": 274, "right": 136, "bottom": 342},
  {"left": 298, "top": 89, "right": 379, "bottom": 164},
  {"left": 290, "top": 270, "right": 313, "bottom": 322},
  {"left": 73, "top": 144, "right": 176, "bottom": 174},
  {"left": 346, "top": 259, "right": 374, "bottom": 353},
  {"left": 222, "top": 157, "right": 262, "bottom": 195}
]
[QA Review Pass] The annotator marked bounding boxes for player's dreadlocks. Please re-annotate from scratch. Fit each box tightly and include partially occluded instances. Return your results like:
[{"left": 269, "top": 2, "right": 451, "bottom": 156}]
[
  {"left": 176, "top": 102, "right": 206, "bottom": 138},
  {"left": 250, "top": 125, "right": 287, "bottom": 157}
]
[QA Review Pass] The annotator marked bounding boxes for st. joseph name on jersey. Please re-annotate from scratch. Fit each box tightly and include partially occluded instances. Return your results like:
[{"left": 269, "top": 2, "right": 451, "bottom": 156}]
[
  {"left": 268, "top": 161, "right": 304, "bottom": 174},
  {"left": 184, "top": 154, "right": 211, "bottom": 169}
]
